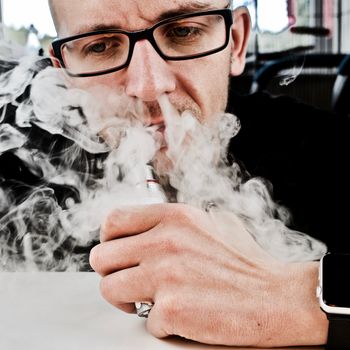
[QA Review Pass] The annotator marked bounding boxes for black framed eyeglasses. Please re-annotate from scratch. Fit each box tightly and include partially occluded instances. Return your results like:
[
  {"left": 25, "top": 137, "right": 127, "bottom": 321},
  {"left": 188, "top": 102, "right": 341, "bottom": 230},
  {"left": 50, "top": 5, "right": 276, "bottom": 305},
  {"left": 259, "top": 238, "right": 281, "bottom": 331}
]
[{"left": 51, "top": 9, "right": 233, "bottom": 77}]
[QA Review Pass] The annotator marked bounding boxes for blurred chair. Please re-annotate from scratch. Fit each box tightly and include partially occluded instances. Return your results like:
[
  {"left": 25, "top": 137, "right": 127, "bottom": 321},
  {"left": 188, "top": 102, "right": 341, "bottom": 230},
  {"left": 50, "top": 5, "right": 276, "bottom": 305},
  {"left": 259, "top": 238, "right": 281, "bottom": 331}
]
[
  {"left": 250, "top": 54, "right": 345, "bottom": 111},
  {"left": 332, "top": 54, "right": 350, "bottom": 116}
]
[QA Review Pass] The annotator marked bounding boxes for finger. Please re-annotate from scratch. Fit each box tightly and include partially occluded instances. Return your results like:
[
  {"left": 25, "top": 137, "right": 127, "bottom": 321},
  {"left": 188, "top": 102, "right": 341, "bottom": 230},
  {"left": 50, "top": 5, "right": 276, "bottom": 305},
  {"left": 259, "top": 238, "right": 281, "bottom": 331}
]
[
  {"left": 99, "top": 266, "right": 154, "bottom": 309},
  {"left": 101, "top": 204, "right": 167, "bottom": 242},
  {"left": 146, "top": 296, "right": 219, "bottom": 343},
  {"left": 90, "top": 234, "right": 148, "bottom": 276},
  {"left": 115, "top": 303, "right": 135, "bottom": 314},
  {"left": 146, "top": 300, "right": 171, "bottom": 339},
  {"left": 146, "top": 296, "right": 184, "bottom": 339}
]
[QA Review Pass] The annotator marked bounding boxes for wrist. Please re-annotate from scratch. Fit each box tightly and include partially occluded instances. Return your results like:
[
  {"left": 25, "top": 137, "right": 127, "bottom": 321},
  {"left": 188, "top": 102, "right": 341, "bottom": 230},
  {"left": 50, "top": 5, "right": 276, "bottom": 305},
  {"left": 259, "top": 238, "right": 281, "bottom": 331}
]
[{"left": 282, "top": 261, "right": 328, "bottom": 346}]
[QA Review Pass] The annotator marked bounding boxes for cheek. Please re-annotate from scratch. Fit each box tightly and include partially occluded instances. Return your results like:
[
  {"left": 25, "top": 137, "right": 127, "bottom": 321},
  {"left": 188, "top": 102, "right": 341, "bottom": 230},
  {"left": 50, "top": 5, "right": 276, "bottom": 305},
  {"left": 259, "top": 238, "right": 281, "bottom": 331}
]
[
  {"left": 70, "top": 74, "right": 127, "bottom": 111},
  {"left": 70, "top": 75, "right": 120, "bottom": 91},
  {"left": 207, "top": 62, "right": 231, "bottom": 110},
  {"left": 183, "top": 56, "right": 231, "bottom": 120}
]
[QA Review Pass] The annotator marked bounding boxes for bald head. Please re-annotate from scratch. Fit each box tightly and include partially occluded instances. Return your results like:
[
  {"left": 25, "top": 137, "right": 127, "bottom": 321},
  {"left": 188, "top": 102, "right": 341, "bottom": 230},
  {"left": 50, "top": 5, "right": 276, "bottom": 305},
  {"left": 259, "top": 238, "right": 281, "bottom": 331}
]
[{"left": 48, "top": 0, "right": 59, "bottom": 32}]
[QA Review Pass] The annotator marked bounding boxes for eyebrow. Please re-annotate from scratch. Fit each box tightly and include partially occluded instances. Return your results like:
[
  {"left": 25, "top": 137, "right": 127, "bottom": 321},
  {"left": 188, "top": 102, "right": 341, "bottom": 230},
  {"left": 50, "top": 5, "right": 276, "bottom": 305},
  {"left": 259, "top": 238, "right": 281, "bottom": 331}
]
[{"left": 70, "top": 1, "right": 230, "bottom": 36}]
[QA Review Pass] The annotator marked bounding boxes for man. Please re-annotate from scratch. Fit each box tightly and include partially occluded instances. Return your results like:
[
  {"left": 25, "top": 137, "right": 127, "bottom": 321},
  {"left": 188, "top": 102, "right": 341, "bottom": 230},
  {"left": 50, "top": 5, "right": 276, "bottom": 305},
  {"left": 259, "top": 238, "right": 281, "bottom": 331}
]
[{"left": 29, "top": 0, "right": 349, "bottom": 346}]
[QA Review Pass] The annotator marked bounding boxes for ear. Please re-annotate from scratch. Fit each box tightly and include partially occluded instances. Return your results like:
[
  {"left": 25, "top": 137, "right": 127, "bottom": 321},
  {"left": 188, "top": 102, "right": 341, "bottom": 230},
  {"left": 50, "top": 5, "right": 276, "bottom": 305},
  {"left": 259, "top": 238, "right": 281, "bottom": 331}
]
[
  {"left": 49, "top": 46, "right": 62, "bottom": 68},
  {"left": 230, "top": 6, "right": 251, "bottom": 76}
]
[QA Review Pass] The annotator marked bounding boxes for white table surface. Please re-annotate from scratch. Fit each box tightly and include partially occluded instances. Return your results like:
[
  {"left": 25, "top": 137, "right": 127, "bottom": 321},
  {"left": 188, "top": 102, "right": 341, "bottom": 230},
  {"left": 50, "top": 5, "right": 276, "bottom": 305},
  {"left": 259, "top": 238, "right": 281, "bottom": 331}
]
[{"left": 0, "top": 273, "right": 324, "bottom": 350}]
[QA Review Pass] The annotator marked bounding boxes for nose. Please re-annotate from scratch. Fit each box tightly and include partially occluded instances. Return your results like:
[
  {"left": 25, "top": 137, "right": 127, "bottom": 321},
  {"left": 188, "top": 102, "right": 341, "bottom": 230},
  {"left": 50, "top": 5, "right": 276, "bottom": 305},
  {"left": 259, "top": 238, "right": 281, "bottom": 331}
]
[{"left": 125, "top": 40, "right": 176, "bottom": 102}]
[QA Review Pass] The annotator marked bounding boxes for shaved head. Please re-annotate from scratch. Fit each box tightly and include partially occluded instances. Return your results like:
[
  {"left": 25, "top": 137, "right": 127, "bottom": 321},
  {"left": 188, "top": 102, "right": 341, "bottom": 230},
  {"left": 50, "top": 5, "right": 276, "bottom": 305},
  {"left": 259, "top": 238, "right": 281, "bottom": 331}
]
[
  {"left": 47, "top": 0, "right": 232, "bottom": 36},
  {"left": 48, "top": 0, "right": 59, "bottom": 31}
]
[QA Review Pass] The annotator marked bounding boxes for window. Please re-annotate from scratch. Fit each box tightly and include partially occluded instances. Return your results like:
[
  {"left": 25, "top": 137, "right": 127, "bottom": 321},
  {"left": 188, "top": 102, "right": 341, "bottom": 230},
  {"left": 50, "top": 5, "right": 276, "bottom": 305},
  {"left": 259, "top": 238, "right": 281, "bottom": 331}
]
[
  {"left": 0, "top": 0, "right": 56, "bottom": 53},
  {"left": 257, "top": 0, "right": 293, "bottom": 33},
  {"left": 257, "top": 0, "right": 315, "bottom": 53},
  {"left": 233, "top": 0, "right": 316, "bottom": 54},
  {"left": 233, "top": 0, "right": 293, "bottom": 33}
]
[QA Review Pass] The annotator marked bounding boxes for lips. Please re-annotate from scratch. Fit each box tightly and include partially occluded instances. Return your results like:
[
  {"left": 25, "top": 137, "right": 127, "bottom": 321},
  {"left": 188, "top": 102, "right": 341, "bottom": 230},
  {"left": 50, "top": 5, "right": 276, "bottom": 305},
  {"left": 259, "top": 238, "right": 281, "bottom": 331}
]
[
  {"left": 148, "top": 119, "right": 165, "bottom": 132},
  {"left": 148, "top": 122, "right": 167, "bottom": 149},
  {"left": 155, "top": 123, "right": 165, "bottom": 133}
]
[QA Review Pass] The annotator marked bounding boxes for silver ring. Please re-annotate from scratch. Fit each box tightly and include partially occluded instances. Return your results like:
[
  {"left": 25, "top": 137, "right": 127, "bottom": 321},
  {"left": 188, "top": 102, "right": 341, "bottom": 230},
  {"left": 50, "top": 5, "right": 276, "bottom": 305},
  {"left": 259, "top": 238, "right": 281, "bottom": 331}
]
[{"left": 135, "top": 302, "right": 154, "bottom": 318}]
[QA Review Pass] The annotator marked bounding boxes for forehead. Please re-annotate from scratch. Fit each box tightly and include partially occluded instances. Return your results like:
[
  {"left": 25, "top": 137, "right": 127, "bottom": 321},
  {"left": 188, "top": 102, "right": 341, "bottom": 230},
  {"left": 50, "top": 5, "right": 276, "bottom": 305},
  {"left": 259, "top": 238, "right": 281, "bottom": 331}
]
[{"left": 53, "top": 0, "right": 230, "bottom": 36}]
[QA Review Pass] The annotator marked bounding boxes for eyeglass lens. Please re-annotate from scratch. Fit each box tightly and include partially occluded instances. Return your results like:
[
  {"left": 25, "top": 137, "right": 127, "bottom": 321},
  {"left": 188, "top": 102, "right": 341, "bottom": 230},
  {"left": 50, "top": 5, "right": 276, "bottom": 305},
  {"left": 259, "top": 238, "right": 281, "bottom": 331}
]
[{"left": 60, "top": 13, "right": 227, "bottom": 75}]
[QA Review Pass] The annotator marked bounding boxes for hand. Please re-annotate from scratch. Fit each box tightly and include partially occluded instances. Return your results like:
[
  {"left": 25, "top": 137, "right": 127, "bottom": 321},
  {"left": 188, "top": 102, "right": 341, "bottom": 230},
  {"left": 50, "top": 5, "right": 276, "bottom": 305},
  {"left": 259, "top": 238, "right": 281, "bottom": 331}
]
[{"left": 90, "top": 203, "right": 328, "bottom": 347}]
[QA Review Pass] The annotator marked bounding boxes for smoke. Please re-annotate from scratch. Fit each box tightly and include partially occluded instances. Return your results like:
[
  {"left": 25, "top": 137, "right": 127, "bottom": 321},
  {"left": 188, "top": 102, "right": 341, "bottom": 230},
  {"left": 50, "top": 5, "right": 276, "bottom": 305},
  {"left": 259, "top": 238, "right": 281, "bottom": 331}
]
[
  {"left": 157, "top": 95, "right": 326, "bottom": 262},
  {"left": 279, "top": 57, "right": 305, "bottom": 87},
  {"left": 279, "top": 64, "right": 304, "bottom": 87},
  {"left": 0, "top": 44, "right": 163, "bottom": 270},
  {"left": 0, "top": 42, "right": 326, "bottom": 271}
]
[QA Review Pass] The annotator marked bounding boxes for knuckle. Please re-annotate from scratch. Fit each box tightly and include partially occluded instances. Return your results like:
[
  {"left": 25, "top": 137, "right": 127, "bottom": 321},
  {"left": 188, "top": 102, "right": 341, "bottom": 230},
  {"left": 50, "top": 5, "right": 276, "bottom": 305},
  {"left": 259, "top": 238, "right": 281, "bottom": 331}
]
[
  {"left": 156, "top": 260, "right": 181, "bottom": 285},
  {"left": 146, "top": 231, "right": 180, "bottom": 256},
  {"left": 100, "top": 209, "right": 124, "bottom": 241},
  {"left": 157, "top": 296, "right": 180, "bottom": 325},
  {"left": 159, "top": 237, "right": 180, "bottom": 255},
  {"left": 169, "top": 203, "right": 200, "bottom": 225},
  {"left": 171, "top": 203, "right": 191, "bottom": 219}
]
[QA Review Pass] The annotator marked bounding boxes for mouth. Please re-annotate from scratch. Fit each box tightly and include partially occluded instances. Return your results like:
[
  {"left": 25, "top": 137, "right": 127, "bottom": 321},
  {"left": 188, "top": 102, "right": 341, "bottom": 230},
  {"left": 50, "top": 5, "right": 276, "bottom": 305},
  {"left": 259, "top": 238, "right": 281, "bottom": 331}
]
[
  {"left": 147, "top": 118, "right": 166, "bottom": 132},
  {"left": 147, "top": 122, "right": 167, "bottom": 150},
  {"left": 154, "top": 123, "right": 166, "bottom": 134}
]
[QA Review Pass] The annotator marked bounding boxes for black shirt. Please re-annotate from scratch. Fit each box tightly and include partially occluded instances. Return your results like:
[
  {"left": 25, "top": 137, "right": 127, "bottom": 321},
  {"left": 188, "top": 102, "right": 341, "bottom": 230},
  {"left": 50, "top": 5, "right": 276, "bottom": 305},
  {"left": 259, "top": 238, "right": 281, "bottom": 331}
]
[{"left": 228, "top": 92, "right": 350, "bottom": 252}]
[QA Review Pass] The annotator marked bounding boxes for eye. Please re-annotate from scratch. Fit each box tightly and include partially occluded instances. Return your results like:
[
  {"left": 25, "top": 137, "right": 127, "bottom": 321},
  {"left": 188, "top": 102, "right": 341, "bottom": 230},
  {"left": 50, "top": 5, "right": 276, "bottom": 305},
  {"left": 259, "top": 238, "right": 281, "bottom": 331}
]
[
  {"left": 168, "top": 26, "right": 200, "bottom": 38},
  {"left": 90, "top": 42, "right": 107, "bottom": 53},
  {"left": 84, "top": 37, "right": 121, "bottom": 56}
]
